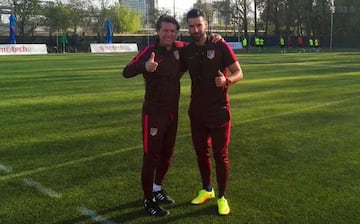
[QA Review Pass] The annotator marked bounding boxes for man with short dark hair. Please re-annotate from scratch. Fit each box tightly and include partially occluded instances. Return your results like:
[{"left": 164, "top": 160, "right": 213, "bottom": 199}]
[
  {"left": 123, "top": 15, "right": 184, "bottom": 217},
  {"left": 123, "top": 14, "right": 223, "bottom": 217},
  {"left": 181, "top": 8, "right": 244, "bottom": 216}
]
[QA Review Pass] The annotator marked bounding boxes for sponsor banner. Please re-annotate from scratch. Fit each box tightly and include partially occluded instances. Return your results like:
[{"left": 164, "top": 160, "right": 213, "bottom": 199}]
[
  {"left": 0, "top": 44, "right": 48, "bottom": 55},
  {"left": 90, "top": 43, "right": 138, "bottom": 53},
  {"left": 227, "top": 42, "right": 243, "bottom": 50}
]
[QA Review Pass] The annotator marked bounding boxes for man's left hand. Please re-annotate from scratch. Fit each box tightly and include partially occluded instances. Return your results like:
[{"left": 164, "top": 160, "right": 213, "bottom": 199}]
[
  {"left": 215, "top": 70, "right": 227, "bottom": 87},
  {"left": 209, "top": 33, "right": 224, "bottom": 43}
]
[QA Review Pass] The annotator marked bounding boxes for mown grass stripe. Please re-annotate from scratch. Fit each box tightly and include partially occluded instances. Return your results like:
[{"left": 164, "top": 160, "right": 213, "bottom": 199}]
[
  {"left": 1, "top": 96, "right": 357, "bottom": 182},
  {"left": 231, "top": 96, "right": 360, "bottom": 125}
]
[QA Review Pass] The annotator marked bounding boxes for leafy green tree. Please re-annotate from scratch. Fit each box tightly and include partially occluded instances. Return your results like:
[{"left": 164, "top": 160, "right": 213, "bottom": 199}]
[
  {"left": 42, "top": 2, "right": 71, "bottom": 35},
  {"left": 116, "top": 4, "right": 141, "bottom": 33}
]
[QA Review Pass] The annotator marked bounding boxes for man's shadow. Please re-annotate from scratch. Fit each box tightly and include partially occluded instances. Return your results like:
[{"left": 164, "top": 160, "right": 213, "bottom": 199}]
[
  {"left": 138, "top": 201, "right": 218, "bottom": 224},
  {"left": 54, "top": 200, "right": 218, "bottom": 224}
]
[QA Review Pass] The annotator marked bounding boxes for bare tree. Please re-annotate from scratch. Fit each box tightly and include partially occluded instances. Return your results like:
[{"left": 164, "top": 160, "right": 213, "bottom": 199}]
[{"left": 230, "top": 0, "right": 250, "bottom": 38}]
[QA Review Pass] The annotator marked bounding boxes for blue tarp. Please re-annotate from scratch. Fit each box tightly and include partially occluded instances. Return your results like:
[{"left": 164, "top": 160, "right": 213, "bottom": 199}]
[
  {"left": 105, "top": 19, "right": 112, "bottom": 44},
  {"left": 9, "top": 14, "right": 16, "bottom": 44}
]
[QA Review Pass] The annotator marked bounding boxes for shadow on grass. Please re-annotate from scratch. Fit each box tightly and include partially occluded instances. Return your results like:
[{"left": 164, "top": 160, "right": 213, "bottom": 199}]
[
  {"left": 54, "top": 200, "right": 219, "bottom": 224},
  {"left": 53, "top": 200, "right": 143, "bottom": 224},
  {"left": 146, "top": 209, "right": 219, "bottom": 224},
  {"left": 117, "top": 201, "right": 219, "bottom": 224}
]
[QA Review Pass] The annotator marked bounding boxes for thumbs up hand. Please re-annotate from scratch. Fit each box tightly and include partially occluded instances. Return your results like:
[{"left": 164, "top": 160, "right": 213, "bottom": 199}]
[
  {"left": 215, "top": 70, "right": 227, "bottom": 87},
  {"left": 149, "top": 52, "right": 155, "bottom": 62},
  {"left": 145, "top": 52, "right": 158, "bottom": 72}
]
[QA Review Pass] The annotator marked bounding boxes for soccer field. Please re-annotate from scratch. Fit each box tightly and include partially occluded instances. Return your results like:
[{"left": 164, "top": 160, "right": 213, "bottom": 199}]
[{"left": 0, "top": 52, "right": 359, "bottom": 224}]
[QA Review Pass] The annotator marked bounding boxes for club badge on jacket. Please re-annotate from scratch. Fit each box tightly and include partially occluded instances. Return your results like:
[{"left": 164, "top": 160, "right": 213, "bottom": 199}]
[
  {"left": 150, "top": 128, "right": 158, "bottom": 136},
  {"left": 207, "top": 50, "right": 215, "bottom": 59}
]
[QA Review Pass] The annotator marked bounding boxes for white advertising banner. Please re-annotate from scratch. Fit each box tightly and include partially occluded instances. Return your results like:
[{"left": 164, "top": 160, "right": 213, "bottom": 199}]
[
  {"left": 227, "top": 42, "right": 243, "bottom": 50},
  {"left": 90, "top": 43, "right": 138, "bottom": 53},
  {"left": 0, "top": 44, "right": 48, "bottom": 55}
]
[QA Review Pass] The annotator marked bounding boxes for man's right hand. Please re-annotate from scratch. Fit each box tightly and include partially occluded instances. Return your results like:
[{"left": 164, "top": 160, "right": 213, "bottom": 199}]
[{"left": 145, "top": 52, "right": 158, "bottom": 72}]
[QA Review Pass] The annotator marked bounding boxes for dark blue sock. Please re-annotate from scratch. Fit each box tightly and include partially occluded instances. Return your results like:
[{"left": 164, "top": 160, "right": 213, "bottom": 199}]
[{"left": 205, "top": 185, "right": 212, "bottom": 192}]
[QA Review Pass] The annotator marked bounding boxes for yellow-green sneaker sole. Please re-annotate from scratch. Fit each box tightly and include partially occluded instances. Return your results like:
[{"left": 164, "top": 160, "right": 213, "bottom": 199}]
[
  {"left": 217, "top": 196, "right": 230, "bottom": 215},
  {"left": 191, "top": 189, "right": 215, "bottom": 205}
]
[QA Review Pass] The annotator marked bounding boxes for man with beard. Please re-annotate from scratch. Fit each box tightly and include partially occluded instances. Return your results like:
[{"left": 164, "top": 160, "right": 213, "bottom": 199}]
[
  {"left": 180, "top": 8, "right": 244, "bottom": 216},
  {"left": 123, "top": 14, "right": 223, "bottom": 217}
]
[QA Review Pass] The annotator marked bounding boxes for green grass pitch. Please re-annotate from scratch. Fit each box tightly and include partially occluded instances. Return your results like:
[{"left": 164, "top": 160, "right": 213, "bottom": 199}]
[{"left": 0, "top": 51, "right": 359, "bottom": 224}]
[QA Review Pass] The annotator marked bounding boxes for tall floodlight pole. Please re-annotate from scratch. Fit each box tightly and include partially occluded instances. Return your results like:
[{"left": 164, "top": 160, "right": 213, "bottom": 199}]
[
  {"left": 173, "top": 0, "right": 175, "bottom": 18},
  {"left": 56, "top": 30, "right": 59, "bottom": 53},
  {"left": 146, "top": 0, "right": 149, "bottom": 46},
  {"left": 330, "top": 0, "right": 335, "bottom": 49},
  {"left": 237, "top": 11, "right": 241, "bottom": 42}
]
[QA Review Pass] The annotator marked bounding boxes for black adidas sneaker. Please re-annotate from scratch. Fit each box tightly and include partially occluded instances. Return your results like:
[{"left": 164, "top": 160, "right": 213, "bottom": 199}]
[
  {"left": 144, "top": 198, "right": 169, "bottom": 216},
  {"left": 153, "top": 190, "right": 175, "bottom": 204}
]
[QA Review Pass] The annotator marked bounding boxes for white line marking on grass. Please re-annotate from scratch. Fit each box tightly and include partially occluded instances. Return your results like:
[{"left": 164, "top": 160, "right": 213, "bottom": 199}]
[
  {"left": 0, "top": 163, "right": 13, "bottom": 174},
  {"left": 0, "top": 146, "right": 138, "bottom": 181},
  {"left": 23, "top": 178, "right": 61, "bottom": 198},
  {"left": 78, "top": 207, "right": 117, "bottom": 224}
]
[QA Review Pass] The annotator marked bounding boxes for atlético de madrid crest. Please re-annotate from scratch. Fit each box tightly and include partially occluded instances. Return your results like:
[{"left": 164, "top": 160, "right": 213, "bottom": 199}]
[
  {"left": 207, "top": 50, "right": 215, "bottom": 59},
  {"left": 173, "top": 50, "right": 179, "bottom": 60},
  {"left": 150, "top": 128, "right": 158, "bottom": 136}
]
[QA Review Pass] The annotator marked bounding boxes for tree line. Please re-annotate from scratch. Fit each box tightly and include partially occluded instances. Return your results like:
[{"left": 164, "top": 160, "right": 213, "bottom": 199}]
[
  {"left": 192, "top": 0, "right": 359, "bottom": 40},
  {"left": 4, "top": 0, "right": 360, "bottom": 47},
  {"left": 7, "top": 0, "right": 143, "bottom": 39}
]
